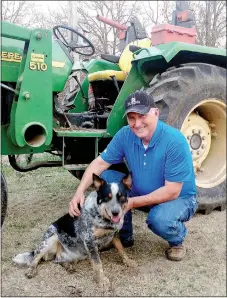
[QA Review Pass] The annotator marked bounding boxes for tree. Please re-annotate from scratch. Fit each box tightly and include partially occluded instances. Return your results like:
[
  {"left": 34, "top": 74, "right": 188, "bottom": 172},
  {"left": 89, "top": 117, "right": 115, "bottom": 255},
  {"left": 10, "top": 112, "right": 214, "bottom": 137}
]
[
  {"left": 2, "top": 1, "right": 225, "bottom": 49},
  {"left": 76, "top": 1, "right": 142, "bottom": 56},
  {"left": 2, "top": 1, "right": 43, "bottom": 28},
  {"left": 22, "top": 1, "right": 142, "bottom": 57},
  {"left": 190, "top": 1, "right": 226, "bottom": 47},
  {"left": 141, "top": 1, "right": 226, "bottom": 48},
  {"left": 35, "top": 3, "right": 68, "bottom": 30}
]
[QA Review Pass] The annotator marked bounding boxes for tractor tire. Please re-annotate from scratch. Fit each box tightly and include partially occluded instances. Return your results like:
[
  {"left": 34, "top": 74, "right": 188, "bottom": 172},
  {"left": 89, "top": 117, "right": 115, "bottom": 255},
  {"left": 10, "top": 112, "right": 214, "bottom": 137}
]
[
  {"left": 1, "top": 172, "right": 8, "bottom": 226},
  {"left": 146, "top": 63, "right": 226, "bottom": 214}
]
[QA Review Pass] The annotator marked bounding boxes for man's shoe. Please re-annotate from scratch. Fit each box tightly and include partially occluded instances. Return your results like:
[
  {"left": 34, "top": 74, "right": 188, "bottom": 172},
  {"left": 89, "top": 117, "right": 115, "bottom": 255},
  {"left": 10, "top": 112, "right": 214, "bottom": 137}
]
[{"left": 165, "top": 244, "right": 186, "bottom": 261}]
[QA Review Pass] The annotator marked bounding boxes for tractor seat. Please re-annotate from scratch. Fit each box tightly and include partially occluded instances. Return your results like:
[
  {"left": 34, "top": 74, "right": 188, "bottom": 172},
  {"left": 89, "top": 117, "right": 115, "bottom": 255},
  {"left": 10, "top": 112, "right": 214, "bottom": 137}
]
[
  {"left": 100, "top": 54, "right": 120, "bottom": 63},
  {"left": 88, "top": 38, "right": 151, "bottom": 83},
  {"left": 88, "top": 69, "right": 126, "bottom": 82}
]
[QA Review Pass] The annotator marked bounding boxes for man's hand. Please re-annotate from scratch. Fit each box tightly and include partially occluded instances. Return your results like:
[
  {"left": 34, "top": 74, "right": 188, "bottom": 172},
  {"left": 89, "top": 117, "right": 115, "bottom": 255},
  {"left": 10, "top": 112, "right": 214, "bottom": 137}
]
[
  {"left": 69, "top": 192, "right": 85, "bottom": 217},
  {"left": 126, "top": 197, "right": 134, "bottom": 212}
]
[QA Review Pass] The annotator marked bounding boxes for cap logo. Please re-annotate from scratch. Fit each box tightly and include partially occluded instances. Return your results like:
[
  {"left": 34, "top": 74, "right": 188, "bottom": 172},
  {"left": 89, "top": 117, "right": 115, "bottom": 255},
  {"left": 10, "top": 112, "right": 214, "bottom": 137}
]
[{"left": 127, "top": 97, "right": 140, "bottom": 107}]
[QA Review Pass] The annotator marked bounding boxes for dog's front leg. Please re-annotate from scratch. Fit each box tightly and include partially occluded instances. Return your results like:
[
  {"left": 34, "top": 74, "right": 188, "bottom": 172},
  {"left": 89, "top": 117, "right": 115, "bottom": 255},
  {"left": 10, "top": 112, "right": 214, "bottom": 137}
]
[
  {"left": 84, "top": 241, "right": 110, "bottom": 291},
  {"left": 112, "top": 235, "right": 137, "bottom": 268}
]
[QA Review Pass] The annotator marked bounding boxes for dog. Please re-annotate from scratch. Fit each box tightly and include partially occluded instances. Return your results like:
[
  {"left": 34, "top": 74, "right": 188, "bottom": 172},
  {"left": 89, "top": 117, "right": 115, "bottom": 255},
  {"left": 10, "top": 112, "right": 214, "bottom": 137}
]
[{"left": 13, "top": 173, "right": 136, "bottom": 290}]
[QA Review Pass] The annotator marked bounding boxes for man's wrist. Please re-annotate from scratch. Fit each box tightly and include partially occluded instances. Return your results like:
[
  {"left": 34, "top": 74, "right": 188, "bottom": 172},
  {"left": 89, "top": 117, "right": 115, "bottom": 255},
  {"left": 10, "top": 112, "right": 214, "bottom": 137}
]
[
  {"left": 129, "top": 197, "right": 135, "bottom": 210},
  {"left": 75, "top": 187, "right": 85, "bottom": 195}
]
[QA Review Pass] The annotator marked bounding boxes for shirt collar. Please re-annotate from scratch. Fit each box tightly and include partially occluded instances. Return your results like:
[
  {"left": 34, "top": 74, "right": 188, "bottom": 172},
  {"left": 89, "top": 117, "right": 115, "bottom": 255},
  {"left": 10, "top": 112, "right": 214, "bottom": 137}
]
[{"left": 133, "top": 120, "right": 163, "bottom": 148}]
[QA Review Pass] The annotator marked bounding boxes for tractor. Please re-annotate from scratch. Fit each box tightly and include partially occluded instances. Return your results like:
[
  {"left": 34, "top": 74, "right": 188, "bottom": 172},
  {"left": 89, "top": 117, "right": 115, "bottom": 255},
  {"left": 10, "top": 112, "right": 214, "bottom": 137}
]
[{"left": 1, "top": 1, "right": 226, "bottom": 225}]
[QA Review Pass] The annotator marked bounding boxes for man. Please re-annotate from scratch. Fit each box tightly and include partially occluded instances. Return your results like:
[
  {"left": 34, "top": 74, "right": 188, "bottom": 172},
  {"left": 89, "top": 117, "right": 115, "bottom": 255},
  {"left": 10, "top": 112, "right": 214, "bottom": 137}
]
[{"left": 69, "top": 90, "right": 198, "bottom": 261}]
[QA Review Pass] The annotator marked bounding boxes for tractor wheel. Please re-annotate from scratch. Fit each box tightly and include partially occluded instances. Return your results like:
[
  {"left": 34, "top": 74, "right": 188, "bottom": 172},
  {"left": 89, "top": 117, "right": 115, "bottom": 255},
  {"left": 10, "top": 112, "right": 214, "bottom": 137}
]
[
  {"left": 147, "top": 63, "right": 226, "bottom": 214},
  {"left": 1, "top": 172, "right": 8, "bottom": 226}
]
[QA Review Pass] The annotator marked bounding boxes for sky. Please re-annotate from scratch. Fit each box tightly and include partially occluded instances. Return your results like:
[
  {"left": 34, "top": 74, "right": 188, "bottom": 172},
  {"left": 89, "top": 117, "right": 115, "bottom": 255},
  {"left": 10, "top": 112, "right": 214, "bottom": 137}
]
[{"left": 35, "top": 1, "right": 62, "bottom": 10}]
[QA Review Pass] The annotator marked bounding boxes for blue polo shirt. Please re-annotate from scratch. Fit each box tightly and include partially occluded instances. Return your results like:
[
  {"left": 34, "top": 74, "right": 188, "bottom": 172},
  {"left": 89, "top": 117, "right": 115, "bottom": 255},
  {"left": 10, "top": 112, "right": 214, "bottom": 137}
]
[{"left": 100, "top": 120, "right": 196, "bottom": 199}]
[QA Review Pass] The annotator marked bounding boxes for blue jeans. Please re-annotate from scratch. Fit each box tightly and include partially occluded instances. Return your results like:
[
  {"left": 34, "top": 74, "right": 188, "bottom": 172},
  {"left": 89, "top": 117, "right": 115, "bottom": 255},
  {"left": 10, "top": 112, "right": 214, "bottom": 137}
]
[
  {"left": 120, "top": 196, "right": 198, "bottom": 246},
  {"left": 100, "top": 169, "right": 198, "bottom": 246}
]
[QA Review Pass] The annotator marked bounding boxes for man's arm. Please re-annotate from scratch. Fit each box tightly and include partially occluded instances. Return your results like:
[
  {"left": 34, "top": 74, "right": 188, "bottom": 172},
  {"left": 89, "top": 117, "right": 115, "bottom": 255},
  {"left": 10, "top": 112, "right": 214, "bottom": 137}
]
[
  {"left": 128, "top": 180, "right": 183, "bottom": 210},
  {"left": 69, "top": 156, "right": 111, "bottom": 217},
  {"left": 69, "top": 127, "right": 126, "bottom": 216}
]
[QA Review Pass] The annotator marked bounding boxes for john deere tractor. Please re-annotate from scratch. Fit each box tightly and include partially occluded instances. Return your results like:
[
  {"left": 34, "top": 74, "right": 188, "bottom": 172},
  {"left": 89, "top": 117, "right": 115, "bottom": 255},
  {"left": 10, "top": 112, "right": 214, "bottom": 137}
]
[{"left": 1, "top": 1, "right": 226, "bottom": 225}]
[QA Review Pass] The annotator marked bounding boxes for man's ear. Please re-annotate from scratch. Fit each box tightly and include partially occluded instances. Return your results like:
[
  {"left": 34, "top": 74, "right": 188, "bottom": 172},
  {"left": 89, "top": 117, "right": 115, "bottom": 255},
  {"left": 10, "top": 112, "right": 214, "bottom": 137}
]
[
  {"left": 122, "top": 173, "right": 132, "bottom": 189},
  {"left": 150, "top": 108, "right": 159, "bottom": 117},
  {"left": 155, "top": 108, "right": 159, "bottom": 117},
  {"left": 93, "top": 173, "right": 105, "bottom": 190}
]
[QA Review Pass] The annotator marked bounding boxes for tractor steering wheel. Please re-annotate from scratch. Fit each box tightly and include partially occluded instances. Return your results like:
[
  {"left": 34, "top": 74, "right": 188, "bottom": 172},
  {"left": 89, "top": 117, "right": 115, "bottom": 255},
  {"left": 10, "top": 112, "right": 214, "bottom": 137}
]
[{"left": 53, "top": 25, "right": 95, "bottom": 56}]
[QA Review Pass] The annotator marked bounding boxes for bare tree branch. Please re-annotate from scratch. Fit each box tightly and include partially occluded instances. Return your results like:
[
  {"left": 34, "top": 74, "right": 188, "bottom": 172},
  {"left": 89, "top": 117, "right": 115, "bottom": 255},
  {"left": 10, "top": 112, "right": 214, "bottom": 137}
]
[{"left": 2, "top": 1, "right": 225, "bottom": 50}]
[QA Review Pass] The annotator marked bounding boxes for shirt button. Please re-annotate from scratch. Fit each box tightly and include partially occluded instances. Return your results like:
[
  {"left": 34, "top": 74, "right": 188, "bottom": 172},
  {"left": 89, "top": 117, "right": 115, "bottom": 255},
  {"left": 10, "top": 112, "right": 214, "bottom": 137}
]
[
  {"left": 144, "top": 154, "right": 146, "bottom": 156},
  {"left": 144, "top": 162, "right": 146, "bottom": 165}
]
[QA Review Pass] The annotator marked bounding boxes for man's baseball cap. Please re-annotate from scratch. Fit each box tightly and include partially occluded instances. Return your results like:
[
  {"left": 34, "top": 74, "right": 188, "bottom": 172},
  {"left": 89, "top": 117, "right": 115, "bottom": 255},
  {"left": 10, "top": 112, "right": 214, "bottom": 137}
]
[{"left": 124, "top": 90, "right": 157, "bottom": 116}]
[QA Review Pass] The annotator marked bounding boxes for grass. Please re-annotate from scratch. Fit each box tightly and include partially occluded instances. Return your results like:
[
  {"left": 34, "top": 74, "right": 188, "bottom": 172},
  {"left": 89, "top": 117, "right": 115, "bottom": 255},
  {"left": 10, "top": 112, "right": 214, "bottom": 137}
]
[{"left": 1, "top": 163, "right": 226, "bottom": 297}]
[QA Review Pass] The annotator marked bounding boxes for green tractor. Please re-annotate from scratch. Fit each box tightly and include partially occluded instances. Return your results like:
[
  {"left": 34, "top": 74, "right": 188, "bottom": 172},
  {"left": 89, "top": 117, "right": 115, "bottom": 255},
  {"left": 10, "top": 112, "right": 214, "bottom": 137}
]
[{"left": 1, "top": 2, "right": 226, "bottom": 225}]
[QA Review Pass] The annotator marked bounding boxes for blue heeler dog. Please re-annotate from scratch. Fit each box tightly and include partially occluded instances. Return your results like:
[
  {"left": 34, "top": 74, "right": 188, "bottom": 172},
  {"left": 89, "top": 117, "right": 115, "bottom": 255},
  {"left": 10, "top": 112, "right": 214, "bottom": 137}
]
[{"left": 13, "top": 173, "right": 136, "bottom": 290}]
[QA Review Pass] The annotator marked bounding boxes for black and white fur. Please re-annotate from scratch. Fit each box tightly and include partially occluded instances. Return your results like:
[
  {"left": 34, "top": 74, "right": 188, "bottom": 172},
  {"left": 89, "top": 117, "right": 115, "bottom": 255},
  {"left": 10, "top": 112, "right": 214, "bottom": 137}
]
[{"left": 12, "top": 173, "right": 136, "bottom": 289}]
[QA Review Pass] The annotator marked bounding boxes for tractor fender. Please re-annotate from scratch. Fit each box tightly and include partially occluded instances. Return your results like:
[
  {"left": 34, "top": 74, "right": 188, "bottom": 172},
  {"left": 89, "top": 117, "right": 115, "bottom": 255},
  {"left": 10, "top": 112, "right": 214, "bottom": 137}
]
[{"left": 133, "top": 42, "right": 226, "bottom": 77}]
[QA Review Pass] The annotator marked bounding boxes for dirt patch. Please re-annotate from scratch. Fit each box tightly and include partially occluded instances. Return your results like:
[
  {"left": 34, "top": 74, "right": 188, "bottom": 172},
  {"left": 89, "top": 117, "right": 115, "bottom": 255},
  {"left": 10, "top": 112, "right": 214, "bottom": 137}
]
[{"left": 1, "top": 166, "right": 226, "bottom": 296}]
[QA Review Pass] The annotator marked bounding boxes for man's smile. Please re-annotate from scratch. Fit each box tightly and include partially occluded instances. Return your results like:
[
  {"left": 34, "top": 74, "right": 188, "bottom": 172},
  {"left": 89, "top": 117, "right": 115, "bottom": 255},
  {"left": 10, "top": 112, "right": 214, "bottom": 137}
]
[{"left": 135, "top": 126, "right": 146, "bottom": 133}]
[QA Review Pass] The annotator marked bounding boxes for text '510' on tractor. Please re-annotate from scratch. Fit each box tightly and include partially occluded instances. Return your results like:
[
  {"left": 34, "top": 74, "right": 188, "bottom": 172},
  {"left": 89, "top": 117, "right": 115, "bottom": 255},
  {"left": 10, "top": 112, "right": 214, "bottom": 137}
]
[{"left": 1, "top": 1, "right": 226, "bottom": 225}]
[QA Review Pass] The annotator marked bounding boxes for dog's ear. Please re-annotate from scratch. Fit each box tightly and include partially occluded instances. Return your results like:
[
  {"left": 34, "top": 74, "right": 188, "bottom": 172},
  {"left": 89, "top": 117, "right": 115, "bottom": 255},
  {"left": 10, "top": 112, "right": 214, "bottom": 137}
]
[
  {"left": 122, "top": 173, "right": 132, "bottom": 189},
  {"left": 93, "top": 173, "right": 105, "bottom": 190}
]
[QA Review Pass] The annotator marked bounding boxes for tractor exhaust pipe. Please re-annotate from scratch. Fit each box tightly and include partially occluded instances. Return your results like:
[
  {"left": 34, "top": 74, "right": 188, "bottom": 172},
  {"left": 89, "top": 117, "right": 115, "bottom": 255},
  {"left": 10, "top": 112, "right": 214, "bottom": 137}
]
[{"left": 22, "top": 123, "right": 47, "bottom": 147}]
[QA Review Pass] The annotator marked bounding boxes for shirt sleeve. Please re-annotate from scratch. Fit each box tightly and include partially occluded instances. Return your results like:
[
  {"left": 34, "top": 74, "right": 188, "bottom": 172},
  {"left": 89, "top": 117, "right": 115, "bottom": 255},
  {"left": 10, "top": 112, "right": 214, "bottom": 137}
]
[
  {"left": 165, "top": 138, "right": 192, "bottom": 183},
  {"left": 100, "top": 128, "right": 125, "bottom": 164}
]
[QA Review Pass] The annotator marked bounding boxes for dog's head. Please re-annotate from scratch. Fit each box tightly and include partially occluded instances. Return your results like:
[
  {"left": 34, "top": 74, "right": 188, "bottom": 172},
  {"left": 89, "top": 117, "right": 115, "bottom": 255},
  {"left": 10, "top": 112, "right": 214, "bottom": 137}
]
[{"left": 92, "top": 173, "right": 132, "bottom": 224}]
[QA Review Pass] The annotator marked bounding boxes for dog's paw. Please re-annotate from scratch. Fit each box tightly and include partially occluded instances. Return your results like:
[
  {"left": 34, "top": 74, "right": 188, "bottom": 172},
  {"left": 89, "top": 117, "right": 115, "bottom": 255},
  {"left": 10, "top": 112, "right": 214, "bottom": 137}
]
[
  {"left": 98, "top": 276, "right": 110, "bottom": 292},
  {"left": 67, "top": 266, "right": 76, "bottom": 274},
  {"left": 61, "top": 262, "right": 77, "bottom": 274},
  {"left": 67, "top": 285, "right": 83, "bottom": 297},
  {"left": 25, "top": 267, "right": 37, "bottom": 279},
  {"left": 123, "top": 258, "right": 137, "bottom": 268}
]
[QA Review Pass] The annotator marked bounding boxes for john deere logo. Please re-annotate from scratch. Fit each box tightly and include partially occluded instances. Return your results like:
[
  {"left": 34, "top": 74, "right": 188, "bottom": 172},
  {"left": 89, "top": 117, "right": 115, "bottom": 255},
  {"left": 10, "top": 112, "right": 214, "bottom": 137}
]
[{"left": 1, "top": 51, "right": 22, "bottom": 62}]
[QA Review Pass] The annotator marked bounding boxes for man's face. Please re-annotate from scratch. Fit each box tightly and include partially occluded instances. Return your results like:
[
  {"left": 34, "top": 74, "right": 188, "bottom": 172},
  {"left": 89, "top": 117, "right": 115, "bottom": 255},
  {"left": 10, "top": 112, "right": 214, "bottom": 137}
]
[{"left": 126, "top": 108, "right": 159, "bottom": 141}]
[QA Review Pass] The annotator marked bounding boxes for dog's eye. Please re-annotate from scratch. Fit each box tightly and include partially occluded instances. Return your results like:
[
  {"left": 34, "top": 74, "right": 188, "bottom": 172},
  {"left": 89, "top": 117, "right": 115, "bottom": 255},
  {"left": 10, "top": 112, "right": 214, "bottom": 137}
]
[
  {"left": 118, "top": 195, "right": 127, "bottom": 203},
  {"left": 97, "top": 195, "right": 111, "bottom": 204}
]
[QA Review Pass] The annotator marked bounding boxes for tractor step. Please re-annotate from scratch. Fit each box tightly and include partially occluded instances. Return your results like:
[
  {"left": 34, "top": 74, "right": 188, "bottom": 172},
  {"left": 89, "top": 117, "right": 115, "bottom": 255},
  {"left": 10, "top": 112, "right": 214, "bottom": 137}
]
[
  {"left": 63, "top": 164, "right": 88, "bottom": 170},
  {"left": 54, "top": 127, "right": 109, "bottom": 137}
]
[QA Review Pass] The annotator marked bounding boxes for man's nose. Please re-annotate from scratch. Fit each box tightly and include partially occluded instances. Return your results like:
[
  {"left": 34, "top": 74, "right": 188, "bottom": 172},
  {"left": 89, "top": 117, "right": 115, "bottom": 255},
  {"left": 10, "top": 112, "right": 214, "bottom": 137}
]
[{"left": 134, "top": 118, "right": 142, "bottom": 128}]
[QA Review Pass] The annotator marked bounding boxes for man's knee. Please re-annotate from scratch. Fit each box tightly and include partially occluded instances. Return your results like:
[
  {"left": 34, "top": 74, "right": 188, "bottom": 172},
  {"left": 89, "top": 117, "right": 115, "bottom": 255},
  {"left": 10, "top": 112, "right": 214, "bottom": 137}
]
[
  {"left": 146, "top": 210, "right": 165, "bottom": 235},
  {"left": 145, "top": 206, "right": 187, "bottom": 245},
  {"left": 146, "top": 208, "right": 177, "bottom": 237}
]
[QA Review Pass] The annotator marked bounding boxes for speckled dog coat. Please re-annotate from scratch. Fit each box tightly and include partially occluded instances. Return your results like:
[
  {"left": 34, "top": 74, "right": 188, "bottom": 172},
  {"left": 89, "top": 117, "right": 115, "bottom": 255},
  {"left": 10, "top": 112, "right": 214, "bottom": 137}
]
[{"left": 12, "top": 173, "right": 135, "bottom": 289}]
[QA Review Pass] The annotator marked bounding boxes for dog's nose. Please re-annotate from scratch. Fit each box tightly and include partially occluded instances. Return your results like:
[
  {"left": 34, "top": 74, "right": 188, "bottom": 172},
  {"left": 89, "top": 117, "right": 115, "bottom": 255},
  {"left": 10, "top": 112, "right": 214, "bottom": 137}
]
[{"left": 112, "top": 211, "right": 120, "bottom": 217}]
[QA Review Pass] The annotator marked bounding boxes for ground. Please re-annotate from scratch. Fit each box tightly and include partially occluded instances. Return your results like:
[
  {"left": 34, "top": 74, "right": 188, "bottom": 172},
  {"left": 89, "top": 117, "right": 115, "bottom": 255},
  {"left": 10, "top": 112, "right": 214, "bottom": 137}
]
[{"left": 1, "top": 164, "right": 226, "bottom": 297}]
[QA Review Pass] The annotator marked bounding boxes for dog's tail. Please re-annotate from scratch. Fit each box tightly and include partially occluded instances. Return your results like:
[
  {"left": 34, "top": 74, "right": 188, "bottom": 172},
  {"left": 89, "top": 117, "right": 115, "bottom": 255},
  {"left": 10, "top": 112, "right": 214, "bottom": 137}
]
[{"left": 12, "top": 251, "right": 34, "bottom": 266}]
